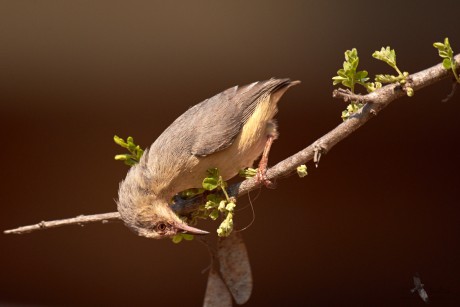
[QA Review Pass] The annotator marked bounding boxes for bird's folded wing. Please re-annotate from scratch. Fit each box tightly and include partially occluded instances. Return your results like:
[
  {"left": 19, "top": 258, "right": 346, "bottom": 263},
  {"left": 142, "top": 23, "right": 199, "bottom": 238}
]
[{"left": 189, "top": 78, "right": 293, "bottom": 157}]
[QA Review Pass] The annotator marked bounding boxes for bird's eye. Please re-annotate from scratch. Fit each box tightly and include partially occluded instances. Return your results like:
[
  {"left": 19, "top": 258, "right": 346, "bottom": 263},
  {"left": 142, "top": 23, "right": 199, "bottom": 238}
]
[{"left": 155, "top": 222, "right": 168, "bottom": 233}]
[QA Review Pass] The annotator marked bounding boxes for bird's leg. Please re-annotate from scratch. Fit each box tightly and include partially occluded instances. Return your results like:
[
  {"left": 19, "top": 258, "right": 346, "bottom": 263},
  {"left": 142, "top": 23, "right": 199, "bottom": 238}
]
[{"left": 256, "top": 132, "right": 277, "bottom": 188}]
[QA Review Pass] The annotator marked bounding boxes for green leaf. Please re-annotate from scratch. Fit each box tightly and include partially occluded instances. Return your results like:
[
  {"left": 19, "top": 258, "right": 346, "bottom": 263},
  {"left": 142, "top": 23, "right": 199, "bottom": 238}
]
[
  {"left": 375, "top": 74, "right": 405, "bottom": 83},
  {"left": 203, "top": 168, "right": 220, "bottom": 190},
  {"left": 355, "top": 70, "right": 368, "bottom": 81},
  {"left": 203, "top": 177, "right": 219, "bottom": 190},
  {"left": 342, "top": 80, "right": 352, "bottom": 88},
  {"left": 372, "top": 46, "right": 397, "bottom": 68},
  {"left": 113, "top": 135, "right": 128, "bottom": 148},
  {"left": 239, "top": 168, "right": 258, "bottom": 179},
  {"left": 332, "top": 76, "right": 346, "bottom": 81},
  {"left": 172, "top": 234, "right": 183, "bottom": 244},
  {"left": 171, "top": 233, "right": 194, "bottom": 243},
  {"left": 345, "top": 48, "right": 359, "bottom": 66},
  {"left": 207, "top": 194, "right": 223, "bottom": 203},
  {"left": 372, "top": 46, "right": 409, "bottom": 80},
  {"left": 182, "top": 233, "right": 194, "bottom": 241},
  {"left": 442, "top": 58, "right": 452, "bottom": 69},
  {"left": 209, "top": 209, "right": 219, "bottom": 220},
  {"left": 114, "top": 154, "right": 129, "bottom": 161},
  {"left": 434, "top": 38, "right": 454, "bottom": 60}
]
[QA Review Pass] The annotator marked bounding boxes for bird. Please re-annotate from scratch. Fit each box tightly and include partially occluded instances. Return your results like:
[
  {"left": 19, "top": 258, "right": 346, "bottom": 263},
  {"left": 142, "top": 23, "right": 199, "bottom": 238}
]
[
  {"left": 411, "top": 273, "right": 429, "bottom": 304},
  {"left": 117, "top": 78, "right": 300, "bottom": 239}
]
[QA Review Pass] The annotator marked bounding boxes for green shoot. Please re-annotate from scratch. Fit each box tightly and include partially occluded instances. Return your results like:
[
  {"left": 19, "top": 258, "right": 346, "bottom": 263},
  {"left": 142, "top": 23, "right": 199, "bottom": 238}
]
[
  {"left": 333, "top": 49, "right": 368, "bottom": 93},
  {"left": 173, "top": 168, "right": 237, "bottom": 239},
  {"left": 434, "top": 37, "right": 460, "bottom": 83},
  {"left": 239, "top": 167, "right": 258, "bottom": 179},
  {"left": 372, "top": 47, "right": 413, "bottom": 96},
  {"left": 114, "top": 135, "right": 144, "bottom": 166},
  {"left": 201, "top": 168, "right": 236, "bottom": 237},
  {"left": 372, "top": 47, "right": 403, "bottom": 76},
  {"left": 332, "top": 48, "right": 382, "bottom": 120}
]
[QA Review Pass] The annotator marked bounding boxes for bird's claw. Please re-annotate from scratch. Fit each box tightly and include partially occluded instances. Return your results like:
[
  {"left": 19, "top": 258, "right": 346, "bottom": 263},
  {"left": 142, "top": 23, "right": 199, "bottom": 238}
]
[{"left": 255, "top": 169, "right": 276, "bottom": 189}]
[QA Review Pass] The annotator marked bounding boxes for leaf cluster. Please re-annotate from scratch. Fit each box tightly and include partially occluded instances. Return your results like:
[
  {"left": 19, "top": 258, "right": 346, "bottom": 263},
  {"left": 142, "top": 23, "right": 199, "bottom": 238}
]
[
  {"left": 434, "top": 37, "right": 460, "bottom": 83},
  {"left": 333, "top": 46, "right": 415, "bottom": 120},
  {"left": 332, "top": 49, "right": 383, "bottom": 120},
  {"left": 372, "top": 47, "right": 410, "bottom": 86},
  {"left": 172, "top": 168, "right": 237, "bottom": 241},
  {"left": 332, "top": 48, "right": 381, "bottom": 94},
  {"left": 201, "top": 168, "right": 236, "bottom": 237}
]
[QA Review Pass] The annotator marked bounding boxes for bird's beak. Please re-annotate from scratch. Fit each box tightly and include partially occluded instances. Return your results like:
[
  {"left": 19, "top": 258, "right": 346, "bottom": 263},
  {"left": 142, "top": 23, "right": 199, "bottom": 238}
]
[{"left": 175, "top": 222, "right": 209, "bottom": 235}]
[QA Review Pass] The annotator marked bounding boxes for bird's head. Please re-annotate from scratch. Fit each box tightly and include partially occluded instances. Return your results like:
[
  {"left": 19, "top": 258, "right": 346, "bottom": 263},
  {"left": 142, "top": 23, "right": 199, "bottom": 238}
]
[{"left": 117, "top": 164, "right": 208, "bottom": 239}]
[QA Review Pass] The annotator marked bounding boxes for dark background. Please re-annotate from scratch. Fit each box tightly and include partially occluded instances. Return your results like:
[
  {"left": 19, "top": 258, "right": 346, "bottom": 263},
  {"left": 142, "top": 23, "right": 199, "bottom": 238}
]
[{"left": 1, "top": 1, "right": 459, "bottom": 306}]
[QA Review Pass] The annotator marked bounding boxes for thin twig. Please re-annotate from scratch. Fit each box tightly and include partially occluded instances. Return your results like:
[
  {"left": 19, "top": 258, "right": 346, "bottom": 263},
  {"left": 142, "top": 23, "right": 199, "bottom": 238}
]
[
  {"left": 4, "top": 54, "right": 459, "bottom": 235},
  {"left": 4, "top": 212, "right": 121, "bottom": 234},
  {"left": 332, "top": 88, "right": 370, "bottom": 103}
]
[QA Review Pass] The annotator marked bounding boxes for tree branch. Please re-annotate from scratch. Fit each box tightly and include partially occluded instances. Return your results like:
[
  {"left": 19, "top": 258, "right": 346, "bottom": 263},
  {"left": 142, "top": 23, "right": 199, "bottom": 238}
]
[
  {"left": 175, "top": 53, "right": 460, "bottom": 214},
  {"left": 4, "top": 54, "right": 459, "bottom": 235}
]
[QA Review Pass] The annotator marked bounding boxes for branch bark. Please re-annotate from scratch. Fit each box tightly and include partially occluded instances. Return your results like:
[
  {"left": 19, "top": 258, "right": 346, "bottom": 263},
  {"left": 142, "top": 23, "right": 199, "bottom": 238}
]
[{"left": 4, "top": 54, "right": 459, "bottom": 235}]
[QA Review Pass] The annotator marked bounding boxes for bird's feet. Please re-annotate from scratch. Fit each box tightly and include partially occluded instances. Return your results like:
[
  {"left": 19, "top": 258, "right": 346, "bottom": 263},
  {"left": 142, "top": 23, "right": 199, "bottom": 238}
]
[
  {"left": 255, "top": 132, "right": 277, "bottom": 188},
  {"left": 255, "top": 167, "right": 276, "bottom": 189}
]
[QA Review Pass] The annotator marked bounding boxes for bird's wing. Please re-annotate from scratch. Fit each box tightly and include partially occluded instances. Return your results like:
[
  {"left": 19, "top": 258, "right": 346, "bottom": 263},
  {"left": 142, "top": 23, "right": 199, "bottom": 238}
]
[
  {"left": 187, "top": 78, "right": 296, "bottom": 156},
  {"left": 418, "top": 288, "right": 429, "bottom": 303},
  {"left": 146, "top": 78, "right": 298, "bottom": 185}
]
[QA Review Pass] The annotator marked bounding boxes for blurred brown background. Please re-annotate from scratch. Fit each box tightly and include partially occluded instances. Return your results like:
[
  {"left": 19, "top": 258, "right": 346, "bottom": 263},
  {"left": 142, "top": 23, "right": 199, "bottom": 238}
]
[{"left": 1, "top": 1, "right": 459, "bottom": 306}]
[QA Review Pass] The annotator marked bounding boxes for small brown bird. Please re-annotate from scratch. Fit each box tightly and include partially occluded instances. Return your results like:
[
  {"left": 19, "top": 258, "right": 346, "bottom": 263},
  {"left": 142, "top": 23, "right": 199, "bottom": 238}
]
[{"left": 117, "top": 78, "right": 300, "bottom": 239}]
